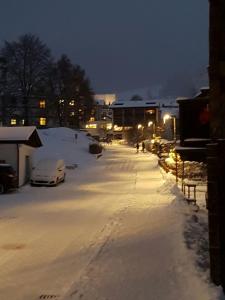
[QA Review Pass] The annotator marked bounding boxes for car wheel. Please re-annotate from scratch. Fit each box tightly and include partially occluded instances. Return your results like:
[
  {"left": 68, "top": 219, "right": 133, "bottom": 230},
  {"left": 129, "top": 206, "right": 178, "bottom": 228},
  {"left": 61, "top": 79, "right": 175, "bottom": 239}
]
[{"left": 0, "top": 184, "right": 5, "bottom": 194}]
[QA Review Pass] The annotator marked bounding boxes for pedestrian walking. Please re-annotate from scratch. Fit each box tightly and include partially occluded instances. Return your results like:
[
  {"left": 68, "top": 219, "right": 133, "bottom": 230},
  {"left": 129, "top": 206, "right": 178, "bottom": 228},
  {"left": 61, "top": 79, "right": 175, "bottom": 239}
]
[
  {"left": 74, "top": 133, "right": 78, "bottom": 143},
  {"left": 142, "top": 141, "right": 145, "bottom": 153},
  {"left": 136, "top": 143, "right": 139, "bottom": 153}
]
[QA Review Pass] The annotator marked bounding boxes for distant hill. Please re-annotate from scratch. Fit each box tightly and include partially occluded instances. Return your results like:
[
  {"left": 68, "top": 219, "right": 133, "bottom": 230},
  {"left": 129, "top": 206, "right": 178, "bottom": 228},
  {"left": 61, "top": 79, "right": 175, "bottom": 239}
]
[{"left": 116, "top": 67, "right": 209, "bottom": 102}]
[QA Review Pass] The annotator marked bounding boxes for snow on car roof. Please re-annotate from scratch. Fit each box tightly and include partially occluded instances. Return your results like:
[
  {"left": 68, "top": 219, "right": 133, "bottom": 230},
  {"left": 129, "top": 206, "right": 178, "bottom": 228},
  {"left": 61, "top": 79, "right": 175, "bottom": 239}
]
[{"left": 36, "top": 159, "right": 64, "bottom": 167}]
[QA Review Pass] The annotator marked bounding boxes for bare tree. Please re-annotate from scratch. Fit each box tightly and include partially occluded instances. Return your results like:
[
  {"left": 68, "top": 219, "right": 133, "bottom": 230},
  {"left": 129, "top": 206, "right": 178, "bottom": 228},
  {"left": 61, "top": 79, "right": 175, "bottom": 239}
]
[{"left": 1, "top": 34, "right": 51, "bottom": 125}]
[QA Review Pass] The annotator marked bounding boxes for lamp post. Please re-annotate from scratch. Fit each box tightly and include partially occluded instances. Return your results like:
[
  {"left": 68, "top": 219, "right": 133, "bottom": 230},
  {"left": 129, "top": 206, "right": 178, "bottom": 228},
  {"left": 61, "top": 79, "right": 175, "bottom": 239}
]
[
  {"left": 137, "top": 124, "right": 143, "bottom": 142},
  {"left": 163, "top": 114, "right": 176, "bottom": 141},
  {"left": 148, "top": 121, "right": 155, "bottom": 138}
]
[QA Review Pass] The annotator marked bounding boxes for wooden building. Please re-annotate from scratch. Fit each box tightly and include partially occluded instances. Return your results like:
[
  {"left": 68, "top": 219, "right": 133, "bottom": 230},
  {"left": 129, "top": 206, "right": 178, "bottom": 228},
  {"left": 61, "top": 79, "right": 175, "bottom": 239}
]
[
  {"left": 176, "top": 88, "right": 210, "bottom": 162},
  {"left": 0, "top": 126, "right": 42, "bottom": 186}
]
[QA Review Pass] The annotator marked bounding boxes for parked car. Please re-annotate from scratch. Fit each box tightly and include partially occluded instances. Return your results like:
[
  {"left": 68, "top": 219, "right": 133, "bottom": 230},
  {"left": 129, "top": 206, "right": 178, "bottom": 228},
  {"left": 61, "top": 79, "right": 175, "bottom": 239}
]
[
  {"left": 0, "top": 164, "right": 17, "bottom": 193},
  {"left": 30, "top": 159, "right": 66, "bottom": 186}
]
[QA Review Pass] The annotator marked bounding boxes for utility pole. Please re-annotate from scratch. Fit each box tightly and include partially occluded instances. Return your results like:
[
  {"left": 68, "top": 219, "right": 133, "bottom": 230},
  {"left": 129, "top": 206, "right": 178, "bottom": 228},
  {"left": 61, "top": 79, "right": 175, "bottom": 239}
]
[{"left": 208, "top": 0, "right": 225, "bottom": 288}]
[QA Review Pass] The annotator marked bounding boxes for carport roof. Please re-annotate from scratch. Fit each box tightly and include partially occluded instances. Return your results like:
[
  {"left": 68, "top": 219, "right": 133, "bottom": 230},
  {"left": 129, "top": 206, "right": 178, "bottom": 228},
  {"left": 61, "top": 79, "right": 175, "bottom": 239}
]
[{"left": 0, "top": 126, "right": 42, "bottom": 147}]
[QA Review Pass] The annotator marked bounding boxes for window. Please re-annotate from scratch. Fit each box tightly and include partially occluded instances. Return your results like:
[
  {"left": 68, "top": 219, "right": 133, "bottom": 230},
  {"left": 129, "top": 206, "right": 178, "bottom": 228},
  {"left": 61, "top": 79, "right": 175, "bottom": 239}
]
[
  {"left": 69, "top": 100, "right": 75, "bottom": 106},
  {"left": 146, "top": 109, "right": 155, "bottom": 114},
  {"left": 11, "top": 119, "right": 17, "bottom": 125},
  {"left": 39, "top": 100, "right": 46, "bottom": 108},
  {"left": 70, "top": 111, "right": 75, "bottom": 116},
  {"left": 106, "top": 123, "right": 113, "bottom": 130},
  {"left": 85, "top": 124, "right": 97, "bottom": 129},
  {"left": 39, "top": 117, "right": 46, "bottom": 126}
]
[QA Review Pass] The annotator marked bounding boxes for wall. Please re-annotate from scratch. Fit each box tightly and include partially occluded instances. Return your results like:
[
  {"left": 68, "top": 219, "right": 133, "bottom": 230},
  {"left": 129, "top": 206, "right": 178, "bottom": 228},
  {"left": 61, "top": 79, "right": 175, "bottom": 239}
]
[
  {"left": 0, "top": 144, "right": 17, "bottom": 171},
  {"left": 18, "top": 144, "right": 35, "bottom": 186}
]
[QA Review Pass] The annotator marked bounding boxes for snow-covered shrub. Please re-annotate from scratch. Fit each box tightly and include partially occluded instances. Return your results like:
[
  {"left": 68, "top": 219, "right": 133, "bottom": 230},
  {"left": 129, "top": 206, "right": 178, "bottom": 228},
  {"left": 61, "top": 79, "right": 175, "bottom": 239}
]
[{"left": 89, "top": 143, "right": 103, "bottom": 154}]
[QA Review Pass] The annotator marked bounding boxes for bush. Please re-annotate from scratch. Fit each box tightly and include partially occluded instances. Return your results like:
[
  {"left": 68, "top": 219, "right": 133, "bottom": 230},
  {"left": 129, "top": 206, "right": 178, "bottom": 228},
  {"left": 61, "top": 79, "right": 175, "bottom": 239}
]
[{"left": 89, "top": 143, "right": 103, "bottom": 154}]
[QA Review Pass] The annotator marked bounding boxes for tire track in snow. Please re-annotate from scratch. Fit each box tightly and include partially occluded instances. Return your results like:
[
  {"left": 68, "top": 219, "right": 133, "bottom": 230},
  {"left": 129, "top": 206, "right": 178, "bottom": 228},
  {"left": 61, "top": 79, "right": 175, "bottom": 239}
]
[{"left": 62, "top": 170, "right": 138, "bottom": 300}]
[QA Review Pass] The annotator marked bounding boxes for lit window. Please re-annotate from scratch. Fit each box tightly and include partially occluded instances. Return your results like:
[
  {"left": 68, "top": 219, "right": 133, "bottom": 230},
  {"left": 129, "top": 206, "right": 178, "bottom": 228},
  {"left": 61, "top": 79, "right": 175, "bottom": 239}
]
[
  {"left": 89, "top": 117, "right": 95, "bottom": 122},
  {"left": 69, "top": 100, "right": 75, "bottom": 106},
  {"left": 59, "top": 99, "right": 64, "bottom": 104},
  {"left": 85, "top": 124, "right": 97, "bottom": 129},
  {"left": 21, "top": 119, "right": 25, "bottom": 125},
  {"left": 39, "top": 100, "right": 46, "bottom": 108},
  {"left": 70, "top": 112, "right": 75, "bottom": 116},
  {"left": 39, "top": 117, "right": 46, "bottom": 126},
  {"left": 11, "top": 119, "right": 17, "bottom": 125},
  {"left": 106, "top": 123, "right": 113, "bottom": 130},
  {"left": 114, "top": 125, "right": 123, "bottom": 131},
  {"left": 146, "top": 109, "right": 155, "bottom": 114}
]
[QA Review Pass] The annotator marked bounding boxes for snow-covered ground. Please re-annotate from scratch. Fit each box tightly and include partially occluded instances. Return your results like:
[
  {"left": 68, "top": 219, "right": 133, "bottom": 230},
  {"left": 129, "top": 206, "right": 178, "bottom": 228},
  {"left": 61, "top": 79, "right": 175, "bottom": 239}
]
[{"left": 0, "top": 128, "right": 223, "bottom": 300}]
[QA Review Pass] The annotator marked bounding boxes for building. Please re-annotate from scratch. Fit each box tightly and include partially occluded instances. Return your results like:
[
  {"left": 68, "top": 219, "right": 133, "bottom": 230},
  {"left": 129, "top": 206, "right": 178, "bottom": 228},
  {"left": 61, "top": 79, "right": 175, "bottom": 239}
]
[
  {"left": 85, "top": 120, "right": 113, "bottom": 138},
  {"left": 0, "top": 126, "right": 42, "bottom": 186},
  {"left": 93, "top": 94, "right": 114, "bottom": 122},
  {"left": 110, "top": 98, "right": 160, "bottom": 139},
  {"left": 207, "top": 0, "right": 225, "bottom": 288},
  {"left": 94, "top": 94, "right": 116, "bottom": 105},
  {"left": 175, "top": 87, "right": 210, "bottom": 161},
  {"left": 0, "top": 95, "right": 57, "bottom": 128}
]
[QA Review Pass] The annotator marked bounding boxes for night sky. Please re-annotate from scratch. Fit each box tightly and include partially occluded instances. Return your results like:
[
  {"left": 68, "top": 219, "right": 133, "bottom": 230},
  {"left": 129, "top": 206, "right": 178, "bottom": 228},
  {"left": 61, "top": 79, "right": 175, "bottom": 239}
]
[{"left": 0, "top": 0, "right": 209, "bottom": 93}]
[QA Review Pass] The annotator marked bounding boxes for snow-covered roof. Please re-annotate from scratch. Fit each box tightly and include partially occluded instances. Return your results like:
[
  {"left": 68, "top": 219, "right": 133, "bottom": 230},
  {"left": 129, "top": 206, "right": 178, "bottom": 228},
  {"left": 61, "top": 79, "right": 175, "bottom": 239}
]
[
  {"left": 200, "top": 86, "right": 209, "bottom": 90},
  {"left": 176, "top": 97, "right": 189, "bottom": 101},
  {"left": 0, "top": 126, "right": 42, "bottom": 147},
  {"left": 0, "top": 126, "right": 36, "bottom": 140},
  {"left": 110, "top": 100, "right": 159, "bottom": 108}
]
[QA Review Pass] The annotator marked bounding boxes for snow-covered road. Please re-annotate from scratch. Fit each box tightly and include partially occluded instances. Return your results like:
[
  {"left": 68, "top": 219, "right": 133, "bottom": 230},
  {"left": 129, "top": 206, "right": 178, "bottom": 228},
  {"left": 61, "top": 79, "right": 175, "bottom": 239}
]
[{"left": 0, "top": 130, "right": 220, "bottom": 300}]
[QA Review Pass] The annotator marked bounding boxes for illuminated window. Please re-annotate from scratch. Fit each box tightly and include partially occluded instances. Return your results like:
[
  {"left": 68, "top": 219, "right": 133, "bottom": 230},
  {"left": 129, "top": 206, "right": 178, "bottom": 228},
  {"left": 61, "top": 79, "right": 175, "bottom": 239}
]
[
  {"left": 114, "top": 125, "right": 123, "bottom": 131},
  {"left": 69, "top": 100, "right": 75, "bottom": 106},
  {"left": 89, "top": 117, "right": 95, "bottom": 122},
  {"left": 39, "top": 117, "right": 46, "bottom": 126},
  {"left": 70, "top": 111, "right": 75, "bottom": 116},
  {"left": 39, "top": 100, "right": 46, "bottom": 108},
  {"left": 11, "top": 119, "right": 17, "bottom": 125},
  {"left": 21, "top": 119, "right": 25, "bottom": 125},
  {"left": 106, "top": 123, "right": 113, "bottom": 130},
  {"left": 85, "top": 124, "right": 97, "bottom": 129},
  {"left": 146, "top": 109, "right": 155, "bottom": 114}
]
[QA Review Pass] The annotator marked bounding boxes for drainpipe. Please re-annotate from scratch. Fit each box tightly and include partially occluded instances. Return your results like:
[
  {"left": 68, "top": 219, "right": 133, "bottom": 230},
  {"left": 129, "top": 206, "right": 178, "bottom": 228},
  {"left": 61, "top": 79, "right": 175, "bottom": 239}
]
[{"left": 16, "top": 144, "right": 19, "bottom": 188}]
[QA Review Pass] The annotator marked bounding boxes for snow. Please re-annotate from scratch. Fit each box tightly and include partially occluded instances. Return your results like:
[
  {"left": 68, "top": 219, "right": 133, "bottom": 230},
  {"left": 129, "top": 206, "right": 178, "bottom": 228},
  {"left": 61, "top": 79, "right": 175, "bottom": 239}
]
[
  {"left": 111, "top": 99, "right": 159, "bottom": 108},
  {"left": 0, "top": 127, "right": 223, "bottom": 300},
  {"left": 0, "top": 126, "right": 37, "bottom": 140}
]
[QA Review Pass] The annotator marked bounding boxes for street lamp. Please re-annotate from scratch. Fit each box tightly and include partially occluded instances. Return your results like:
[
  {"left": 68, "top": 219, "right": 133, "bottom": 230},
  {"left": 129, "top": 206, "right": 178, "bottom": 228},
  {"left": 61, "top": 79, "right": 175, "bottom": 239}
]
[
  {"left": 137, "top": 124, "right": 144, "bottom": 142},
  {"left": 163, "top": 114, "right": 176, "bottom": 141},
  {"left": 148, "top": 121, "right": 155, "bottom": 138},
  {"left": 163, "top": 114, "right": 171, "bottom": 124}
]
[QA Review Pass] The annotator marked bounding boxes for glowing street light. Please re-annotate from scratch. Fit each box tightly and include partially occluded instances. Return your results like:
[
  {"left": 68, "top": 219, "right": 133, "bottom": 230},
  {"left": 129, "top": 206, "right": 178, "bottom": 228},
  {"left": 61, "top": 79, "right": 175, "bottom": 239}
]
[
  {"left": 163, "top": 114, "right": 176, "bottom": 141},
  {"left": 148, "top": 121, "right": 153, "bottom": 127},
  {"left": 163, "top": 113, "right": 171, "bottom": 124},
  {"left": 137, "top": 124, "right": 143, "bottom": 129}
]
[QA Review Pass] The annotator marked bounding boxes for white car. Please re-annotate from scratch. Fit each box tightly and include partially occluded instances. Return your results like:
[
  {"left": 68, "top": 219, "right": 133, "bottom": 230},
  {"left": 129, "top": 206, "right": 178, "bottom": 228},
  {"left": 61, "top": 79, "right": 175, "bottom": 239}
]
[{"left": 30, "top": 159, "right": 66, "bottom": 186}]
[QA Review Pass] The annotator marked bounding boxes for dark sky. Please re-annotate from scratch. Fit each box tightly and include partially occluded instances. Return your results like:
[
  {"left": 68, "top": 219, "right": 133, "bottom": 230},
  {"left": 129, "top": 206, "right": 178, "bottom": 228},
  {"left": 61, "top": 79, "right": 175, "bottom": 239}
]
[{"left": 0, "top": 0, "right": 209, "bottom": 93}]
